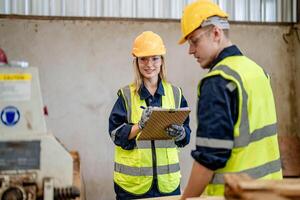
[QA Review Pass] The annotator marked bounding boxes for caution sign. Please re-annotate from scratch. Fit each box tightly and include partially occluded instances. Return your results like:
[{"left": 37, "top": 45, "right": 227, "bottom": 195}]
[
  {"left": 0, "top": 74, "right": 32, "bottom": 81},
  {"left": 0, "top": 73, "right": 32, "bottom": 101}
]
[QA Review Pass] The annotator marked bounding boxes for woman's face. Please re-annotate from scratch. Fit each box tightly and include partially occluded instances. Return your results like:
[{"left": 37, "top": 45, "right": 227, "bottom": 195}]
[{"left": 137, "top": 56, "right": 162, "bottom": 80}]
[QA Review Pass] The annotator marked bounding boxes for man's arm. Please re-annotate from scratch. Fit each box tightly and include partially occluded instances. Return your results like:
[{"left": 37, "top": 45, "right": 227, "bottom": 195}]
[
  {"left": 180, "top": 161, "right": 214, "bottom": 200},
  {"left": 180, "top": 76, "right": 237, "bottom": 199}
]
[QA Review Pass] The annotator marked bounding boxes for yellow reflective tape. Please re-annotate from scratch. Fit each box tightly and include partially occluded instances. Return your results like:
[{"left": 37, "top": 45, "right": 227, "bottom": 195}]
[{"left": 0, "top": 74, "right": 32, "bottom": 81}]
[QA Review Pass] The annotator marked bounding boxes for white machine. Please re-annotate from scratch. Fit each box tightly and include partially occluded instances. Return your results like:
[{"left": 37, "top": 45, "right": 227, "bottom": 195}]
[{"left": 0, "top": 65, "right": 79, "bottom": 200}]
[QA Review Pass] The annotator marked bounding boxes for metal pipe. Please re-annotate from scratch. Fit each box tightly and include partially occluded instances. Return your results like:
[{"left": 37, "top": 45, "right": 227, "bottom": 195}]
[
  {"left": 293, "top": 0, "right": 297, "bottom": 22},
  {"left": 276, "top": 0, "right": 281, "bottom": 22},
  {"left": 24, "top": 0, "right": 30, "bottom": 15},
  {"left": 261, "top": 0, "right": 265, "bottom": 22},
  {"left": 134, "top": 0, "right": 137, "bottom": 18},
  {"left": 4, "top": 0, "right": 11, "bottom": 14},
  {"left": 0, "top": 0, "right": 296, "bottom": 22},
  {"left": 61, "top": 0, "right": 65, "bottom": 16},
  {"left": 246, "top": 0, "right": 250, "bottom": 21},
  {"left": 297, "top": 0, "right": 300, "bottom": 22},
  {"left": 12, "top": 0, "right": 18, "bottom": 14}
]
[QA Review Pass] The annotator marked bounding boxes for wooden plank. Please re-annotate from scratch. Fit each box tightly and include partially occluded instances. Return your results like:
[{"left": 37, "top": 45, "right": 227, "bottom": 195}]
[
  {"left": 187, "top": 197, "right": 225, "bottom": 200},
  {"left": 224, "top": 173, "right": 300, "bottom": 199},
  {"left": 240, "top": 191, "right": 290, "bottom": 200}
]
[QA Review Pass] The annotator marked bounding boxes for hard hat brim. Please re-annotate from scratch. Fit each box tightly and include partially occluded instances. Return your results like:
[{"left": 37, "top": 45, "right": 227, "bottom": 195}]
[{"left": 178, "top": 36, "right": 187, "bottom": 45}]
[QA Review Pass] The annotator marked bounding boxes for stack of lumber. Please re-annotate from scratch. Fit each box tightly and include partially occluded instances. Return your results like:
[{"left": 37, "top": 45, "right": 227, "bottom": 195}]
[{"left": 224, "top": 174, "right": 300, "bottom": 200}]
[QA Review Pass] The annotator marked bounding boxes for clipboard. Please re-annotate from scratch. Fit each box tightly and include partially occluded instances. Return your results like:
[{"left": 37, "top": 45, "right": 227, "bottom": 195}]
[{"left": 137, "top": 107, "right": 190, "bottom": 140}]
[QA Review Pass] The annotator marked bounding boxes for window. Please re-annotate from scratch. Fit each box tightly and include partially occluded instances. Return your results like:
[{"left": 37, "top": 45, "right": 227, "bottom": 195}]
[{"left": 0, "top": 0, "right": 297, "bottom": 22}]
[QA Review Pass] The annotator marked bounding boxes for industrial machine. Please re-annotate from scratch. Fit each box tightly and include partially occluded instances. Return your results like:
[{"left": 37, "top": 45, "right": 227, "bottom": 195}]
[{"left": 0, "top": 64, "right": 80, "bottom": 200}]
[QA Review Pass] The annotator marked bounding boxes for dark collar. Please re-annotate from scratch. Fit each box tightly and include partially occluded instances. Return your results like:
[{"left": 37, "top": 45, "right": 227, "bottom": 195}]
[
  {"left": 139, "top": 78, "right": 165, "bottom": 100},
  {"left": 209, "top": 45, "right": 243, "bottom": 70}
]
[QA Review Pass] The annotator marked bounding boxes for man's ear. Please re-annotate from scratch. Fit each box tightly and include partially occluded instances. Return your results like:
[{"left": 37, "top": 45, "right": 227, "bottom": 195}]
[{"left": 212, "top": 26, "right": 222, "bottom": 43}]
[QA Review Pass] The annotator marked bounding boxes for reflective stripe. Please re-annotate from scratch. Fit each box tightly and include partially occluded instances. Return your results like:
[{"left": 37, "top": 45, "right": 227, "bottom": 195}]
[
  {"left": 155, "top": 140, "right": 176, "bottom": 148},
  {"left": 196, "top": 137, "right": 233, "bottom": 149},
  {"left": 213, "top": 65, "right": 277, "bottom": 148},
  {"left": 172, "top": 86, "right": 181, "bottom": 108},
  {"left": 137, "top": 140, "right": 176, "bottom": 149},
  {"left": 115, "top": 162, "right": 153, "bottom": 176},
  {"left": 136, "top": 140, "right": 152, "bottom": 149},
  {"left": 235, "top": 123, "right": 277, "bottom": 148},
  {"left": 214, "top": 65, "right": 249, "bottom": 146},
  {"left": 111, "top": 123, "right": 126, "bottom": 142},
  {"left": 211, "top": 159, "right": 282, "bottom": 184},
  {"left": 121, "top": 85, "right": 132, "bottom": 123},
  {"left": 115, "top": 162, "right": 180, "bottom": 176},
  {"left": 226, "top": 82, "right": 236, "bottom": 92},
  {"left": 157, "top": 163, "right": 180, "bottom": 175}
]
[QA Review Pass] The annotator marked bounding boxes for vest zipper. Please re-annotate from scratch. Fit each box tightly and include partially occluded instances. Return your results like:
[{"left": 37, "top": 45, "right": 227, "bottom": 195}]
[{"left": 151, "top": 140, "right": 157, "bottom": 181}]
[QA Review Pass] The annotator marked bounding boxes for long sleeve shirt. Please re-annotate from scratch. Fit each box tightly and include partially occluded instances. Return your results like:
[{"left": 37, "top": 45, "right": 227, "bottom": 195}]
[
  {"left": 109, "top": 80, "right": 191, "bottom": 150},
  {"left": 191, "top": 45, "right": 242, "bottom": 170}
]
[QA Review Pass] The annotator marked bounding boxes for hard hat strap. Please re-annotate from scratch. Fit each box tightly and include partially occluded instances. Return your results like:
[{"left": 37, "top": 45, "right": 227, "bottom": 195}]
[{"left": 201, "top": 16, "right": 230, "bottom": 29}]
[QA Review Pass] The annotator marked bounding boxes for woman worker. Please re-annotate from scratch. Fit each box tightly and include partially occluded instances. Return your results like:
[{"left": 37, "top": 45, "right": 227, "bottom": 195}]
[{"left": 109, "top": 31, "right": 191, "bottom": 199}]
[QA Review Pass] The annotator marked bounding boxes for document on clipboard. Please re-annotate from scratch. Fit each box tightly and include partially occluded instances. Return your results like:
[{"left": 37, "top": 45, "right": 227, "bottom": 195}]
[{"left": 137, "top": 107, "right": 191, "bottom": 140}]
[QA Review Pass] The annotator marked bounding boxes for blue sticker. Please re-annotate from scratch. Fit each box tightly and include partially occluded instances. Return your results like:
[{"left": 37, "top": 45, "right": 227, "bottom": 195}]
[{"left": 1, "top": 106, "right": 20, "bottom": 126}]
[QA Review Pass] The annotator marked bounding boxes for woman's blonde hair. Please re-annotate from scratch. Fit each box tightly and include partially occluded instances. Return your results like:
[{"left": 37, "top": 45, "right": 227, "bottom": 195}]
[{"left": 133, "top": 56, "right": 167, "bottom": 94}]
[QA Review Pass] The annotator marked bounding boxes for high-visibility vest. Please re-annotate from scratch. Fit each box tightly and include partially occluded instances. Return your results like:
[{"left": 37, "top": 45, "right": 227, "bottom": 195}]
[
  {"left": 197, "top": 56, "right": 282, "bottom": 196},
  {"left": 113, "top": 80, "right": 182, "bottom": 195}
]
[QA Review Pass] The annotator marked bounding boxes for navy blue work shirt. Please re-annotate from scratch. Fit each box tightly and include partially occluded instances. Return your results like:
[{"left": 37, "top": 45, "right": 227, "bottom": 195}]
[
  {"left": 109, "top": 80, "right": 191, "bottom": 150},
  {"left": 191, "top": 45, "right": 242, "bottom": 170}
]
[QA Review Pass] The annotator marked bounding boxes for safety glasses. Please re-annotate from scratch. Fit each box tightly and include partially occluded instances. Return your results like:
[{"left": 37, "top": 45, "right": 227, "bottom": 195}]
[{"left": 137, "top": 56, "right": 162, "bottom": 65}]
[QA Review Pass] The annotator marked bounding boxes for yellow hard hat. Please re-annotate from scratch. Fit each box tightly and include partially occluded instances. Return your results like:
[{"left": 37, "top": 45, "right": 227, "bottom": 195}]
[
  {"left": 132, "top": 31, "right": 166, "bottom": 57},
  {"left": 179, "top": 0, "right": 229, "bottom": 44}
]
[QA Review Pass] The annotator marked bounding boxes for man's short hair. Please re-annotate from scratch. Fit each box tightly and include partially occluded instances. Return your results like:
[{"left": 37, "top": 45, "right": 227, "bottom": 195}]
[{"left": 201, "top": 16, "right": 230, "bottom": 30}]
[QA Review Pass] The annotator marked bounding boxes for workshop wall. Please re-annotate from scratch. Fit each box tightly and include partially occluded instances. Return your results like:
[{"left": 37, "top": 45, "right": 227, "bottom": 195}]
[{"left": 0, "top": 17, "right": 297, "bottom": 200}]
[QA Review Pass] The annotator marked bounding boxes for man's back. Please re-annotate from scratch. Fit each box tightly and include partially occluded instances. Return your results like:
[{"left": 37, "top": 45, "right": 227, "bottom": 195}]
[{"left": 202, "top": 54, "right": 282, "bottom": 195}]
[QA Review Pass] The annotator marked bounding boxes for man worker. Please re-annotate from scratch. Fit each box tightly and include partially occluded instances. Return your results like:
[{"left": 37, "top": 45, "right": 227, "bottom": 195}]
[{"left": 178, "top": 0, "right": 282, "bottom": 199}]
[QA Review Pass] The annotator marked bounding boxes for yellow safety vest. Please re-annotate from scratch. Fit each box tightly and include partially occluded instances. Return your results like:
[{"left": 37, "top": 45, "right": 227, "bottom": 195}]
[
  {"left": 113, "top": 80, "right": 182, "bottom": 195},
  {"left": 197, "top": 56, "right": 282, "bottom": 196}
]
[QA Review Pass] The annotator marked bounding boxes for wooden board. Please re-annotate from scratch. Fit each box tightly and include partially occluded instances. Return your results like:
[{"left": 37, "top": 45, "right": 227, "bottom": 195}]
[
  {"left": 187, "top": 197, "right": 225, "bottom": 200},
  {"left": 137, "top": 108, "right": 190, "bottom": 140},
  {"left": 224, "top": 173, "right": 300, "bottom": 199}
]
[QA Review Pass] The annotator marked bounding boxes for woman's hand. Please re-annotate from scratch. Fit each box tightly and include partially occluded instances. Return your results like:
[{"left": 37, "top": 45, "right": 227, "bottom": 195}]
[
  {"left": 138, "top": 106, "right": 154, "bottom": 130},
  {"left": 166, "top": 124, "right": 186, "bottom": 141}
]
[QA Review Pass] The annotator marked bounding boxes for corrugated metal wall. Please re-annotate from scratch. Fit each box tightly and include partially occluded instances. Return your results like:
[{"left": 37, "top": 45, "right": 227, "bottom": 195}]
[{"left": 0, "top": 0, "right": 297, "bottom": 22}]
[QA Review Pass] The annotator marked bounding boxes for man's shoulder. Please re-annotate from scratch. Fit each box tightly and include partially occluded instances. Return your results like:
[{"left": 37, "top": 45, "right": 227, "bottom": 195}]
[
  {"left": 199, "top": 75, "right": 235, "bottom": 94},
  {"left": 202, "top": 74, "right": 230, "bottom": 85}
]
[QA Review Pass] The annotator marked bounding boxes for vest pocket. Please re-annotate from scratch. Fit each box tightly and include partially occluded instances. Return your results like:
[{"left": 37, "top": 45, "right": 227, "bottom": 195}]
[
  {"left": 115, "top": 149, "right": 142, "bottom": 184},
  {"left": 115, "top": 160, "right": 141, "bottom": 184},
  {"left": 166, "top": 148, "right": 180, "bottom": 166},
  {"left": 116, "top": 172, "right": 141, "bottom": 185}
]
